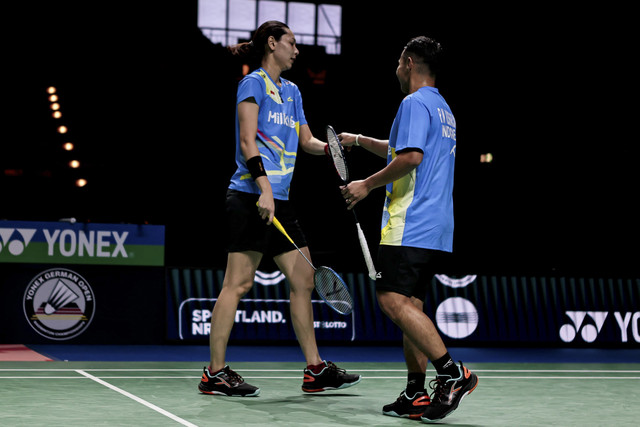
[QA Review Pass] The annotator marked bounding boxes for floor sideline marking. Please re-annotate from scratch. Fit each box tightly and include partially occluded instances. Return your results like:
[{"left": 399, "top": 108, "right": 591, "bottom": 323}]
[
  {"left": 2, "top": 375, "right": 639, "bottom": 380},
  {"left": 1, "top": 368, "right": 639, "bottom": 373},
  {"left": 75, "top": 370, "right": 198, "bottom": 427}
]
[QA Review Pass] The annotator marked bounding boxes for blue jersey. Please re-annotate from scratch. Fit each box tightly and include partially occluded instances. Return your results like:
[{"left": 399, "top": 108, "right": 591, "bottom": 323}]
[
  {"left": 380, "top": 86, "right": 456, "bottom": 252},
  {"left": 229, "top": 68, "right": 307, "bottom": 200}
]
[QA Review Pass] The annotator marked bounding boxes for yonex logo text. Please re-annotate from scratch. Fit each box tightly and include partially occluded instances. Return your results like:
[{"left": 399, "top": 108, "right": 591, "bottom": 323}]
[
  {"left": 559, "top": 311, "right": 640, "bottom": 343},
  {"left": 44, "top": 229, "right": 128, "bottom": 258},
  {"left": 0, "top": 228, "right": 129, "bottom": 259}
]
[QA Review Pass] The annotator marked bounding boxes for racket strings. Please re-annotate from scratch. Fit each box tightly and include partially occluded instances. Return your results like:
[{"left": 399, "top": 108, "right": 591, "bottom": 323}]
[
  {"left": 326, "top": 127, "right": 349, "bottom": 182},
  {"left": 314, "top": 267, "right": 353, "bottom": 315}
]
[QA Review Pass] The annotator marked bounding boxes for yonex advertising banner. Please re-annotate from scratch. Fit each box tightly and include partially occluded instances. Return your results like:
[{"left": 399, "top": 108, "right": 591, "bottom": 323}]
[
  {"left": 167, "top": 269, "right": 640, "bottom": 347},
  {"left": 422, "top": 275, "right": 640, "bottom": 347},
  {"left": 0, "top": 221, "right": 165, "bottom": 266}
]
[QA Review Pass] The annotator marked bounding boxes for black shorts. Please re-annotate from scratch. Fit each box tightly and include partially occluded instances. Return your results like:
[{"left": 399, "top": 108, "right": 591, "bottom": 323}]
[
  {"left": 225, "top": 189, "right": 307, "bottom": 258},
  {"left": 375, "top": 245, "right": 443, "bottom": 300}
]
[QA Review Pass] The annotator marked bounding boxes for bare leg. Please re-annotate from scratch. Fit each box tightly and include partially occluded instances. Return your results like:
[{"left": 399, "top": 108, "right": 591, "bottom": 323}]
[
  {"left": 274, "top": 248, "right": 322, "bottom": 366},
  {"left": 403, "top": 296, "right": 430, "bottom": 373},
  {"left": 377, "top": 290, "right": 447, "bottom": 362},
  {"left": 209, "top": 251, "right": 262, "bottom": 372}
]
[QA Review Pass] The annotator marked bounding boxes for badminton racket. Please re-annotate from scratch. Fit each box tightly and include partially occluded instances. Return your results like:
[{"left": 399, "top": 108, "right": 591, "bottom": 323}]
[
  {"left": 326, "top": 125, "right": 377, "bottom": 280},
  {"left": 265, "top": 208, "right": 353, "bottom": 315}
]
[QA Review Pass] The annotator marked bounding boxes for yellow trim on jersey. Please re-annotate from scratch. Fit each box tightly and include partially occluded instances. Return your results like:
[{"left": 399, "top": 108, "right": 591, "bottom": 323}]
[
  {"left": 240, "top": 136, "right": 297, "bottom": 180},
  {"left": 257, "top": 69, "right": 283, "bottom": 105},
  {"left": 272, "top": 136, "right": 297, "bottom": 158},
  {"left": 271, "top": 135, "right": 296, "bottom": 176},
  {"left": 381, "top": 147, "right": 416, "bottom": 245}
]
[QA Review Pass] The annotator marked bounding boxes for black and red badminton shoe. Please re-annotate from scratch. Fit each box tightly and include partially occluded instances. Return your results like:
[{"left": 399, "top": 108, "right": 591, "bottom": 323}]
[
  {"left": 198, "top": 365, "right": 260, "bottom": 397},
  {"left": 301, "top": 361, "right": 361, "bottom": 392},
  {"left": 421, "top": 362, "right": 478, "bottom": 422},
  {"left": 382, "top": 389, "right": 431, "bottom": 419}
]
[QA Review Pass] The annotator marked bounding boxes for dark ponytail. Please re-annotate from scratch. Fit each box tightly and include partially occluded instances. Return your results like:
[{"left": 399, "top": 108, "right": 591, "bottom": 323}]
[
  {"left": 227, "top": 40, "right": 254, "bottom": 57},
  {"left": 228, "top": 20, "right": 290, "bottom": 62}
]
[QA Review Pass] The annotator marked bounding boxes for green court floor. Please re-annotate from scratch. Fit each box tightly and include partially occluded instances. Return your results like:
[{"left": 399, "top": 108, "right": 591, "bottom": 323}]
[{"left": 1, "top": 361, "right": 639, "bottom": 426}]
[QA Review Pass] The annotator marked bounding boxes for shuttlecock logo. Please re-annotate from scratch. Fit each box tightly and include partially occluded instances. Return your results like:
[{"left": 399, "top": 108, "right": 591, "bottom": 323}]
[
  {"left": 44, "top": 280, "right": 80, "bottom": 315},
  {"left": 23, "top": 268, "right": 95, "bottom": 340}
]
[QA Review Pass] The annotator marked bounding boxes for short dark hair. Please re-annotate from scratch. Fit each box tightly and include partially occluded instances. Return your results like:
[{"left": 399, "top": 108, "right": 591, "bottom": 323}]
[{"left": 403, "top": 36, "right": 443, "bottom": 77}]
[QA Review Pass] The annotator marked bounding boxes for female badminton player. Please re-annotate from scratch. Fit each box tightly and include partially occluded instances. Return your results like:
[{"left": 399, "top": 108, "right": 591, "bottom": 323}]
[{"left": 198, "top": 20, "right": 361, "bottom": 397}]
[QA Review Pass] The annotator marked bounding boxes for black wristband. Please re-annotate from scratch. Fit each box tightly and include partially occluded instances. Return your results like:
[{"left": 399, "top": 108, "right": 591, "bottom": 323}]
[{"left": 247, "top": 155, "right": 267, "bottom": 180}]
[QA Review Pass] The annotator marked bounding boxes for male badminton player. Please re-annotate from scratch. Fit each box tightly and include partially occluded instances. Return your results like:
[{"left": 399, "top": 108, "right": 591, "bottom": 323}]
[
  {"left": 339, "top": 36, "right": 477, "bottom": 421},
  {"left": 197, "top": 21, "right": 360, "bottom": 397}
]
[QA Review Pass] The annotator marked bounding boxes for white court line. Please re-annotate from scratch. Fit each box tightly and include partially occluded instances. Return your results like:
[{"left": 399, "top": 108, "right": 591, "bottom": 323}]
[
  {"left": 2, "top": 375, "right": 639, "bottom": 380},
  {"left": 75, "top": 370, "right": 197, "bottom": 427},
  {"left": 473, "top": 369, "right": 640, "bottom": 373},
  {"left": 0, "top": 376, "right": 89, "bottom": 379},
  {"left": 238, "top": 375, "right": 640, "bottom": 380},
  {"left": 2, "top": 368, "right": 640, "bottom": 373},
  {"left": 2, "top": 368, "right": 639, "bottom": 382},
  {"left": 468, "top": 376, "right": 640, "bottom": 380},
  {"left": 3, "top": 378, "right": 640, "bottom": 381}
]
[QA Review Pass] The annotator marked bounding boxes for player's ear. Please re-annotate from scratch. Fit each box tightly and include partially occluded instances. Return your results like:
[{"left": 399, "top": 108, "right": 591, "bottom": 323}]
[
  {"left": 406, "top": 55, "right": 414, "bottom": 71},
  {"left": 267, "top": 35, "right": 276, "bottom": 51}
]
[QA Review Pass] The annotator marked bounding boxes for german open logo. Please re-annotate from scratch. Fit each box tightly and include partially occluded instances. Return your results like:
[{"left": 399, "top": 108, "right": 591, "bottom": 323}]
[{"left": 23, "top": 268, "right": 95, "bottom": 340}]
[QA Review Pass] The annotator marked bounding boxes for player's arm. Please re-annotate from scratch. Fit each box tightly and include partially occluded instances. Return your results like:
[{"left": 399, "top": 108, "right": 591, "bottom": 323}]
[
  {"left": 238, "top": 98, "right": 274, "bottom": 224},
  {"left": 340, "top": 149, "right": 423, "bottom": 210},
  {"left": 298, "top": 123, "right": 328, "bottom": 155},
  {"left": 339, "top": 132, "right": 388, "bottom": 159}
]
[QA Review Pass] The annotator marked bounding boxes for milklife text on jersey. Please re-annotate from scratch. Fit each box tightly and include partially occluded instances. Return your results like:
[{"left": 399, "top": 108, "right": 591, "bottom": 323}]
[{"left": 267, "top": 110, "right": 297, "bottom": 128}]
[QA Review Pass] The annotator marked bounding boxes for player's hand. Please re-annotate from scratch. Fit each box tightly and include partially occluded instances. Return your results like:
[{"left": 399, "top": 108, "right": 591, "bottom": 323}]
[
  {"left": 256, "top": 195, "right": 275, "bottom": 225},
  {"left": 340, "top": 180, "right": 370, "bottom": 210},
  {"left": 338, "top": 132, "right": 357, "bottom": 152}
]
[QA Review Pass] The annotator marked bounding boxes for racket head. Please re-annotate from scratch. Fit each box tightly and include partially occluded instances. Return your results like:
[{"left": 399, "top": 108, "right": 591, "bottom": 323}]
[
  {"left": 313, "top": 266, "right": 353, "bottom": 315},
  {"left": 326, "top": 125, "right": 349, "bottom": 182}
]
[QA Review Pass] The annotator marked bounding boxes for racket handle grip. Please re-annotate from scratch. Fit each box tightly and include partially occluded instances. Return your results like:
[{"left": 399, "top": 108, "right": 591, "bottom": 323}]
[
  {"left": 356, "top": 223, "right": 377, "bottom": 280},
  {"left": 256, "top": 202, "right": 296, "bottom": 246},
  {"left": 272, "top": 216, "right": 293, "bottom": 244}
]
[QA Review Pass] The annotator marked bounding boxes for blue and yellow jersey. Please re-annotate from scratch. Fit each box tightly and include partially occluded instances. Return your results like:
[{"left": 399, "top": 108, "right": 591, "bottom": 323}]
[
  {"left": 381, "top": 86, "right": 456, "bottom": 252},
  {"left": 229, "top": 68, "right": 306, "bottom": 200}
]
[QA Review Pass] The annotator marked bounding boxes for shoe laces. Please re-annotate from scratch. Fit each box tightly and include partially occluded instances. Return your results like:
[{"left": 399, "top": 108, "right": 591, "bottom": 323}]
[
  {"left": 324, "top": 361, "right": 345, "bottom": 374},
  {"left": 428, "top": 376, "right": 449, "bottom": 403},
  {"left": 395, "top": 389, "right": 422, "bottom": 402},
  {"left": 393, "top": 389, "right": 408, "bottom": 403},
  {"left": 221, "top": 366, "right": 244, "bottom": 385}
]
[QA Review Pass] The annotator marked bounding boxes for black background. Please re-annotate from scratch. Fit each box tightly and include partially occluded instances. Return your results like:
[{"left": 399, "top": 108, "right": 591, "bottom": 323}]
[{"left": 5, "top": 1, "right": 638, "bottom": 276}]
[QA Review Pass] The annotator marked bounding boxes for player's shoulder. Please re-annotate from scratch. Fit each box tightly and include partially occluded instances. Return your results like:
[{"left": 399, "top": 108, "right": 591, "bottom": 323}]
[
  {"left": 280, "top": 76, "right": 300, "bottom": 92},
  {"left": 280, "top": 76, "right": 295, "bottom": 86},
  {"left": 241, "top": 69, "right": 266, "bottom": 85},
  {"left": 412, "top": 86, "right": 440, "bottom": 100},
  {"left": 400, "top": 91, "right": 427, "bottom": 108},
  {"left": 403, "top": 87, "right": 443, "bottom": 108}
]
